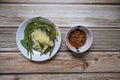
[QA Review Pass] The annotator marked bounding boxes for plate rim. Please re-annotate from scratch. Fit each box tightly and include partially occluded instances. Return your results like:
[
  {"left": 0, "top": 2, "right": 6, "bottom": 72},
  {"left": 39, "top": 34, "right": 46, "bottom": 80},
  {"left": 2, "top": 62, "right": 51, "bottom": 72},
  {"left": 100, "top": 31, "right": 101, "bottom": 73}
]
[{"left": 16, "top": 16, "right": 61, "bottom": 61}]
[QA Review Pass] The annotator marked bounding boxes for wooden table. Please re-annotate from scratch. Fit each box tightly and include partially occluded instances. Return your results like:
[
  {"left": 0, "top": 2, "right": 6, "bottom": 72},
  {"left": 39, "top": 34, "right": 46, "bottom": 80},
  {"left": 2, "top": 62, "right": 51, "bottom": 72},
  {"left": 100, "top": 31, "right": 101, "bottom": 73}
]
[{"left": 0, "top": 0, "right": 120, "bottom": 80}]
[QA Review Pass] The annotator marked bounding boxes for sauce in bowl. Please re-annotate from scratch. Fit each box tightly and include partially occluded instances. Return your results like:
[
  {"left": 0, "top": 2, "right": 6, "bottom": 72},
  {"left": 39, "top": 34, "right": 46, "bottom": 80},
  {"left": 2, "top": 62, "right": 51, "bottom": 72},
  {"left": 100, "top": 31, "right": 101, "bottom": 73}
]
[{"left": 68, "top": 28, "right": 87, "bottom": 49}]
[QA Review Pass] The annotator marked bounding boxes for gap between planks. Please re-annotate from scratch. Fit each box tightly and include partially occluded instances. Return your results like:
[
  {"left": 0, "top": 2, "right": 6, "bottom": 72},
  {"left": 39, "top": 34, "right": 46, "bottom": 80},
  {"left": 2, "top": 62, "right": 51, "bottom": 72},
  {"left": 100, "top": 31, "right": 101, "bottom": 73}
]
[
  {"left": 0, "top": 2, "right": 120, "bottom": 5},
  {"left": 0, "top": 72, "right": 120, "bottom": 75},
  {"left": 0, "top": 0, "right": 120, "bottom": 4}
]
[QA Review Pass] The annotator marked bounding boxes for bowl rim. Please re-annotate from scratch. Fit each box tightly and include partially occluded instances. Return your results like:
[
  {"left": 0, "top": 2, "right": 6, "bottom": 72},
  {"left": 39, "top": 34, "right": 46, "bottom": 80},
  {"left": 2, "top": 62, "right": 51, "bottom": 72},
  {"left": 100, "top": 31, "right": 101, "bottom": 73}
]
[{"left": 65, "top": 25, "right": 93, "bottom": 53}]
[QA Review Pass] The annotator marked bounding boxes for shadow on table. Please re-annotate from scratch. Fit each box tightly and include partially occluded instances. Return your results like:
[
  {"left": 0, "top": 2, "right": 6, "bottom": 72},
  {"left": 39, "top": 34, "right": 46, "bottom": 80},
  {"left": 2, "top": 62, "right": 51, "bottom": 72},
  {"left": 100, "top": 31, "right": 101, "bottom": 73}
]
[
  {"left": 29, "top": 52, "right": 58, "bottom": 64},
  {"left": 70, "top": 51, "right": 89, "bottom": 58}
]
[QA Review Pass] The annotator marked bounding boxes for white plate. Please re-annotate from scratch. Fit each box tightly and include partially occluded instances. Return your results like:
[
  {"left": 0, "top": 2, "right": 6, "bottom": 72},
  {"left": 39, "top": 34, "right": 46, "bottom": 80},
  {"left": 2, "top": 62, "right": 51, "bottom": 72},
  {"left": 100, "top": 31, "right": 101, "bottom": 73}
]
[{"left": 16, "top": 17, "right": 61, "bottom": 61}]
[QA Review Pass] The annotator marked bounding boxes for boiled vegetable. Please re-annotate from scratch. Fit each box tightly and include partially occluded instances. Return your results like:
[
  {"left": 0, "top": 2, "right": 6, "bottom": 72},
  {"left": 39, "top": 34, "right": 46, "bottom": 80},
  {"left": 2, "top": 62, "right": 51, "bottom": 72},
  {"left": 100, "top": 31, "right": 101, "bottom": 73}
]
[{"left": 21, "top": 17, "right": 58, "bottom": 59}]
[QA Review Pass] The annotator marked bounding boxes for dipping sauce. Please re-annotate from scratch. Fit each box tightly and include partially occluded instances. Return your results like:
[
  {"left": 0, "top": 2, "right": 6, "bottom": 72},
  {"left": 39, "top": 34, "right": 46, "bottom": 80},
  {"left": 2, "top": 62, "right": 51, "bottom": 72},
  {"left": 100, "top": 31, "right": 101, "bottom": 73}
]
[{"left": 68, "top": 28, "right": 87, "bottom": 48}]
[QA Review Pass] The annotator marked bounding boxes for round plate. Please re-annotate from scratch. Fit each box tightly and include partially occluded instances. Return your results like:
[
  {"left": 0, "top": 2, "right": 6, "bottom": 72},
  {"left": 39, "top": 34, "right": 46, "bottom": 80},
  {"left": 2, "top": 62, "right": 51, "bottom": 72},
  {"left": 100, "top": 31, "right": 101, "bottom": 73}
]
[{"left": 16, "top": 17, "right": 61, "bottom": 61}]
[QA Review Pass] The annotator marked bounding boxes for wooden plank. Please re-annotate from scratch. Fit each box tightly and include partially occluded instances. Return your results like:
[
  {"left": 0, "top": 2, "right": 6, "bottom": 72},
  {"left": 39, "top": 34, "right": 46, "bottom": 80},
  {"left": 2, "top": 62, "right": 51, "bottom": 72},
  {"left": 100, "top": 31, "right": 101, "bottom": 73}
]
[
  {"left": 0, "top": 4, "right": 120, "bottom": 27},
  {"left": 0, "top": 52, "right": 120, "bottom": 73},
  {"left": 0, "top": 0, "right": 120, "bottom": 4},
  {"left": 0, "top": 27, "right": 120, "bottom": 52},
  {"left": 0, "top": 73, "right": 120, "bottom": 80}
]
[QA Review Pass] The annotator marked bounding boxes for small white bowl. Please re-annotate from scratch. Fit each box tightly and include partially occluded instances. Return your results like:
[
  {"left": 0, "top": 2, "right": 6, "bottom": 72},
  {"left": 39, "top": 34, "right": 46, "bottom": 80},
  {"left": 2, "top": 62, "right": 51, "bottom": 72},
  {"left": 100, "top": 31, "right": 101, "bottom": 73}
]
[{"left": 65, "top": 26, "right": 93, "bottom": 53}]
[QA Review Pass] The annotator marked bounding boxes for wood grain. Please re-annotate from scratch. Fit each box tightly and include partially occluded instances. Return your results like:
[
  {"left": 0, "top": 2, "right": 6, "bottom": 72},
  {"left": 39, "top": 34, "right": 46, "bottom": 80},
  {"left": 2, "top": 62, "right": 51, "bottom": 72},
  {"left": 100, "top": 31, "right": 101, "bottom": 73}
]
[
  {"left": 0, "top": 27, "right": 120, "bottom": 52},
  {"left": 0, "top": 0, "right": 120, "bottom": 79},
  {"left": 0, "top": 52, "right": 120, "bottom": 73},
  {"left": 0, "top": 0, "right": 120, "bottom": 4},
  {"left": 0, "top": 4, "right": 120, "bottom": 27},
  {"left": 0, "top": 73, "right": 120, "bottom": 80}
]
